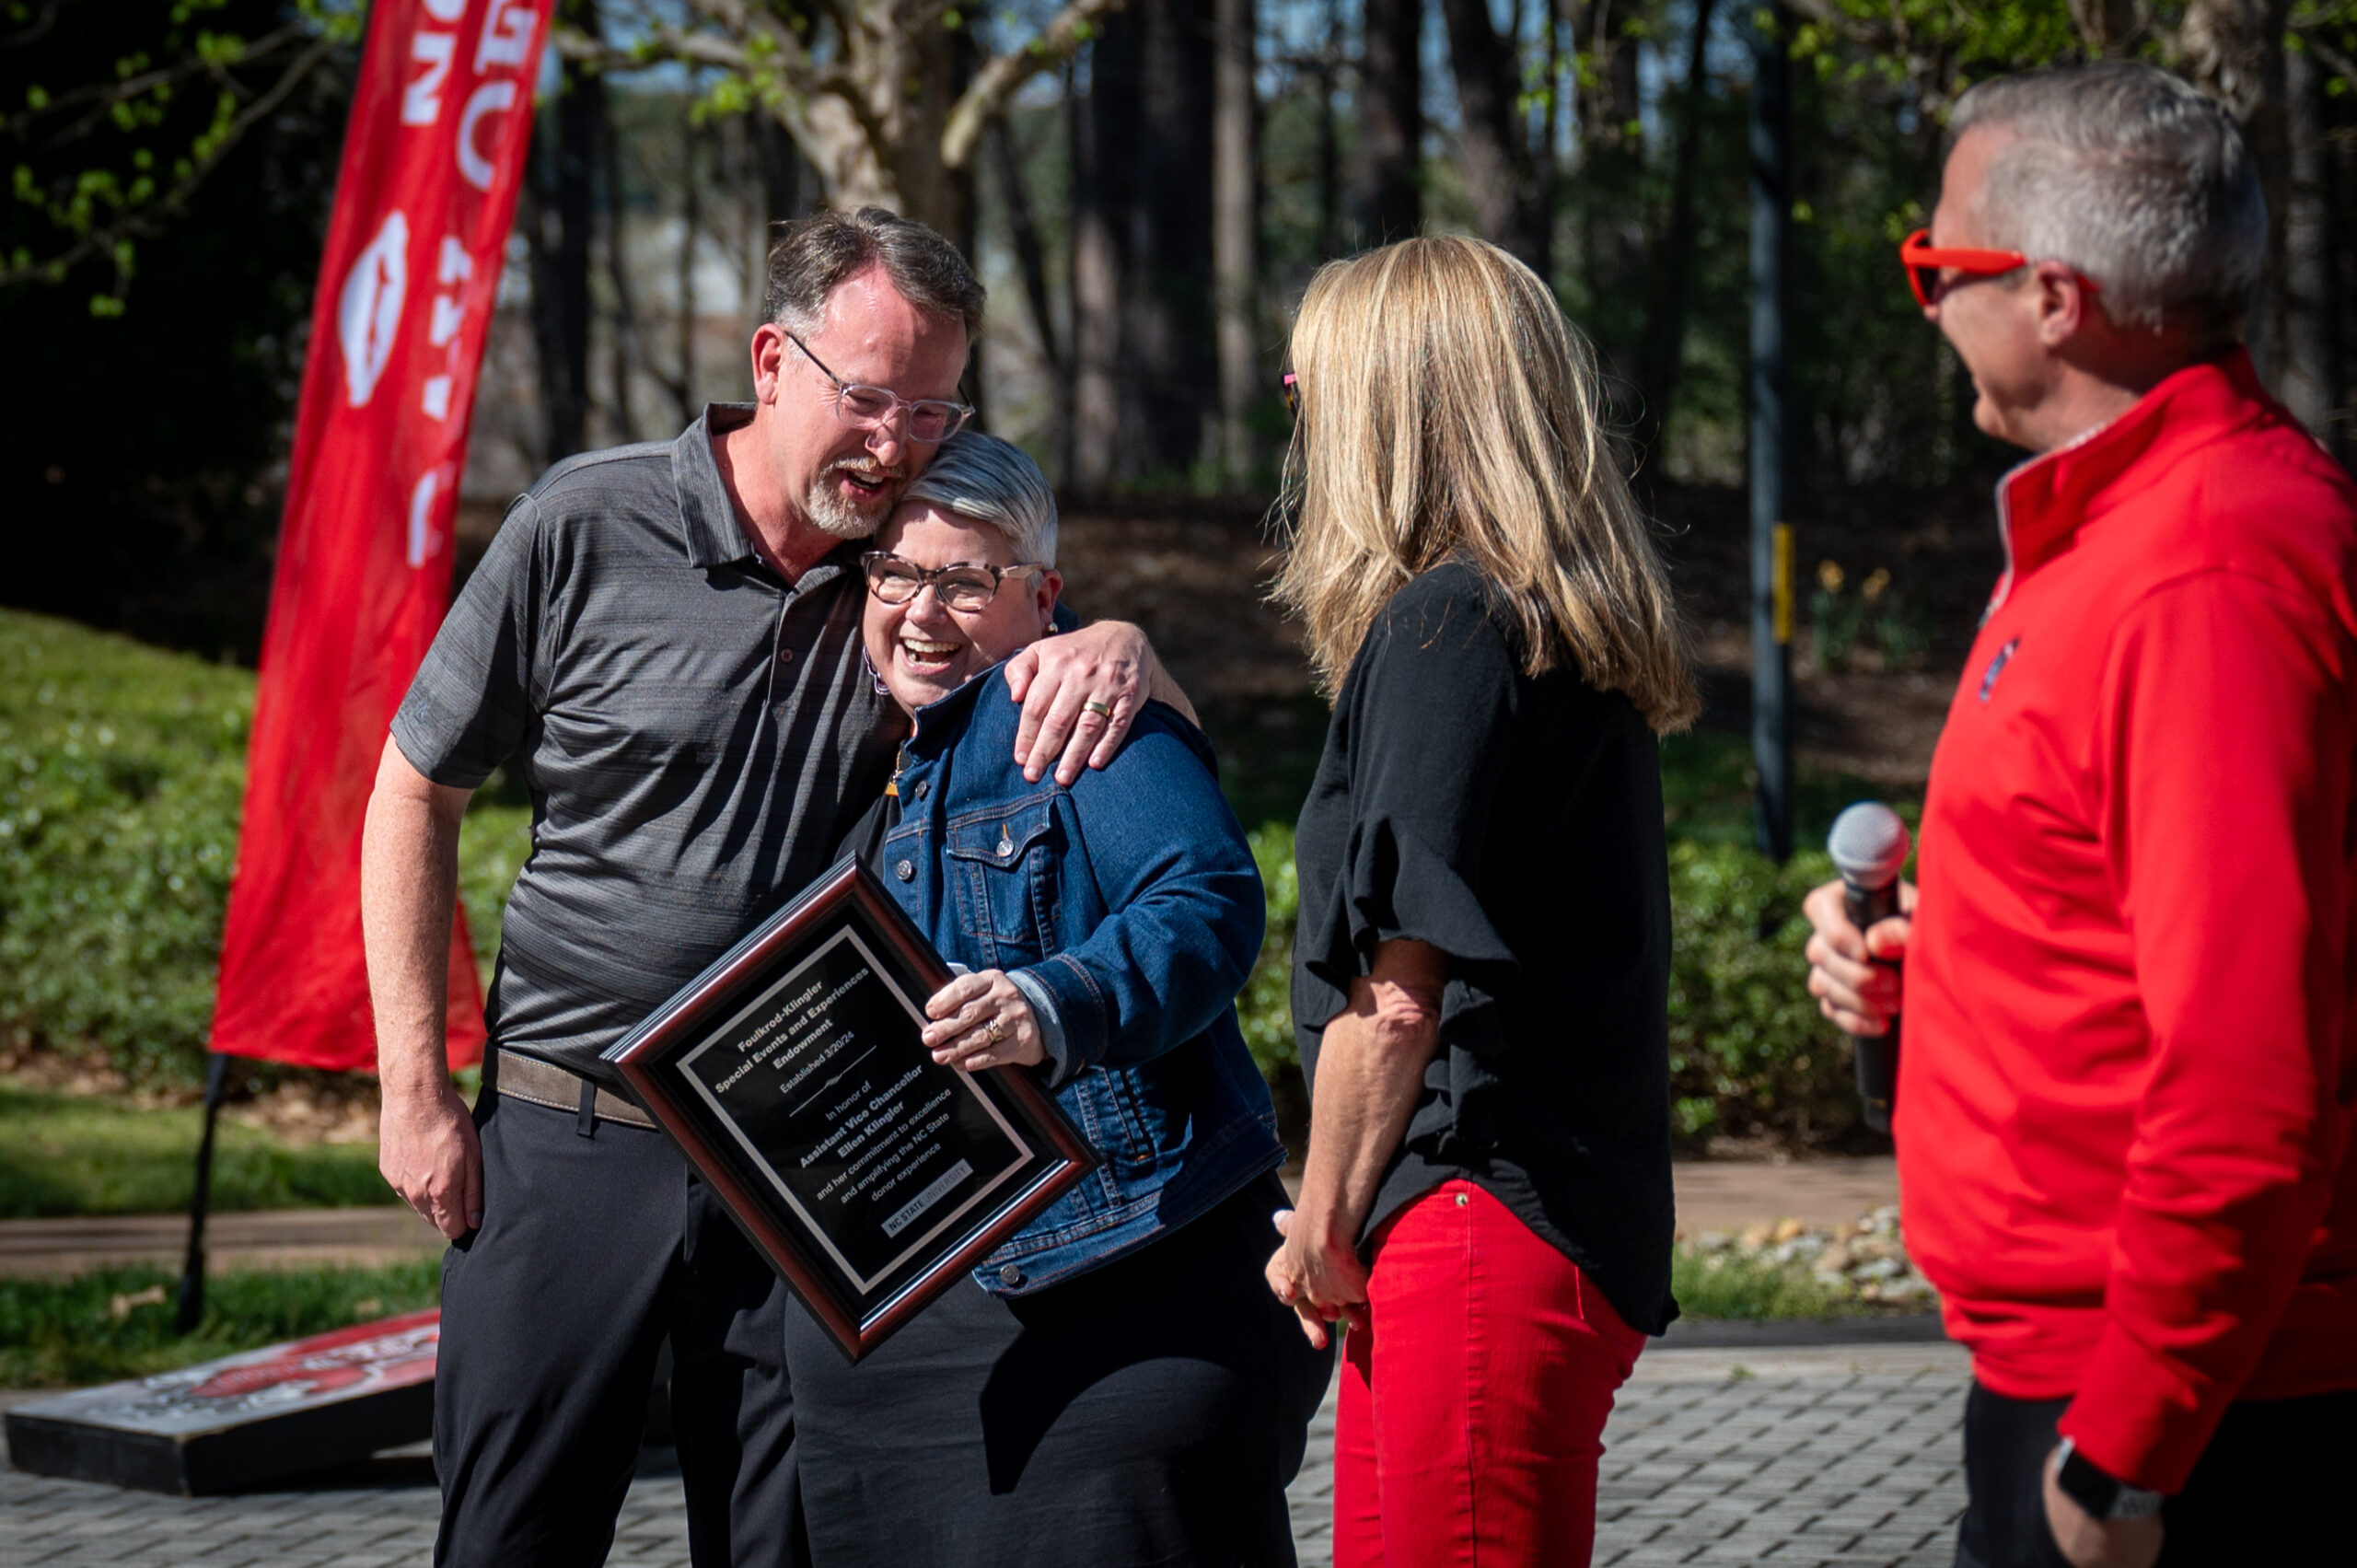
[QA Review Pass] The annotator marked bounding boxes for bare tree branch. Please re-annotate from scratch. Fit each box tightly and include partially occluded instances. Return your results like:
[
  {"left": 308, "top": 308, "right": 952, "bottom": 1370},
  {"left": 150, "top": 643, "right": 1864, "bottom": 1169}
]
[
  {"left": 5, "top": 21, "right": 311, "bottom": 143},
  {"left": 2293, "top": 18, "right": 2357, "bottom": 92},
  {"left": 0, "top": 29, "right": 339, "bottom": 295},
  {"left": 939, "top": 0, "right": 1130, "bottom": 169}
]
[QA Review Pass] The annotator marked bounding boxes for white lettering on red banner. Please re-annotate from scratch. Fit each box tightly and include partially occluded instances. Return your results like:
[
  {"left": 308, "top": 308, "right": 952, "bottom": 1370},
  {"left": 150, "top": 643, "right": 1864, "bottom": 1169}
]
[{"left": 213, "top": 0, "right": 552, "bottom": 1074}]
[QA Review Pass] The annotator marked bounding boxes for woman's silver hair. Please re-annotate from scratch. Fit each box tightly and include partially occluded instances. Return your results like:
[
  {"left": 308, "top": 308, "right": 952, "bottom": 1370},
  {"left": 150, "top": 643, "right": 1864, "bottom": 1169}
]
[
  {"left": 900, "top": 431, "right": 1059, "bottom": 565},
  {"left": 1951, "top": 63, "right": 2265, "bottom": 345}
]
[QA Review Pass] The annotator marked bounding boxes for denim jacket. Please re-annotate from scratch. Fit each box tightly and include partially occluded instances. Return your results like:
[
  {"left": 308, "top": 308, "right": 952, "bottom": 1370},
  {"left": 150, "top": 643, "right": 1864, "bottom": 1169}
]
[{"left": 876, "top": 668, "right": 1283, "bottom": 1295}]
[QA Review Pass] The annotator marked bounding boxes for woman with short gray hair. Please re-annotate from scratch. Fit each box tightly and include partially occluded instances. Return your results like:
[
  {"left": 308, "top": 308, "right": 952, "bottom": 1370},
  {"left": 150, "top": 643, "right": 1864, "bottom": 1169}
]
[{"left": 784, "top": 430, "right": 1332, "bottom": 1566}]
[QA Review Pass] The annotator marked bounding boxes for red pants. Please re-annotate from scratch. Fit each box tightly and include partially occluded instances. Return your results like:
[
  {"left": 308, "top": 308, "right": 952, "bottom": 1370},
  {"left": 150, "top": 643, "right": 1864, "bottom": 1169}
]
[{"left": 1333, "top": 1180, "right": 1644, "bottom": 1567}]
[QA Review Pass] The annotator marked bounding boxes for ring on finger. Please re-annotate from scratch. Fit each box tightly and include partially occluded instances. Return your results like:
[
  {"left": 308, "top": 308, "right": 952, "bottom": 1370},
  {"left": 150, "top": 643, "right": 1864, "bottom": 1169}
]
[
  {"left": 1083, "top": 700, "right": 1113, "bottom": 718},
  {"left": 985, "top": 1016, "right": 1005, "bottom": 1046}
]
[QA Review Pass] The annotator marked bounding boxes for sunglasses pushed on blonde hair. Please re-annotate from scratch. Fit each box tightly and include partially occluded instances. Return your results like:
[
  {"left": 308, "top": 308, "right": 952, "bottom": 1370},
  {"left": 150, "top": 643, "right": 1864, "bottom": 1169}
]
[{"left": 1273, "top": 235, "right": 1698, "bottom": 734}]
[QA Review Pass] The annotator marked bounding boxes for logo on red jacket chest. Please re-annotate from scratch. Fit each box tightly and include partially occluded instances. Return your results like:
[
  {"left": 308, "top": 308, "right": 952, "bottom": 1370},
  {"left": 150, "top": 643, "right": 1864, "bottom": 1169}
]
[{"left": 1978, "top": 637, "right": 2021, "bottom": 703}]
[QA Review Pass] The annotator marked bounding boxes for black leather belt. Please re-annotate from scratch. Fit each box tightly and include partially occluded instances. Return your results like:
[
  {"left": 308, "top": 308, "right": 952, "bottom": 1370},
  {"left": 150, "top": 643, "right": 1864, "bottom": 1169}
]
[{"left": 495, "top": 1049, "right": 656, "bottom": 1130}]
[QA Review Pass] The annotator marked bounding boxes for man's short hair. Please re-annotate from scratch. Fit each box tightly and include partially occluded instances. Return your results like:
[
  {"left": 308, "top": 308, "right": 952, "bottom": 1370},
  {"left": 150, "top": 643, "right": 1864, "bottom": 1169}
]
[
  {"left": 1951, "top": 63, "right": 2265, "bottom": 348},
  {"left": 900, "top": 432, "right": 1059, "bottom": 566},
  {"left": 764, "top": 207, "right": 986, "bottom": 340}
]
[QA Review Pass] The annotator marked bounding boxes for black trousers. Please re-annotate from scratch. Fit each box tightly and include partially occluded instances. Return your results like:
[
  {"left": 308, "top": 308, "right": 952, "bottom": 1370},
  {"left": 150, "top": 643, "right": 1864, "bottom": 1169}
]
[
  {"left": 434, "top": 1092, "right": 804, "bottom": 1568},
  {"left": 785, "top": 1174, "right": 1335, "bottom": 1567},
  {"left": 1957, "top": 1380, "right": 2357, "bottom": 1568}
]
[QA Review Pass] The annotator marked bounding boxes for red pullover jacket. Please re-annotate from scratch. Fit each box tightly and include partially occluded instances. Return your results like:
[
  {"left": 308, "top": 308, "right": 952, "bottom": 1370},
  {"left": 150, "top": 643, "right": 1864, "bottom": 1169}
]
[{"left": 1900, "top": 350, "right": 2357, "bottom": 1494}]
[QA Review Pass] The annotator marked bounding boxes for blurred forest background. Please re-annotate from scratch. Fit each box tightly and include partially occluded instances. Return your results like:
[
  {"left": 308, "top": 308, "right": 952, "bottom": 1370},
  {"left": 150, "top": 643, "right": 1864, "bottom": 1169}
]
[{"left": 4, "top": 0, "right": 2356, "bottom": 1152}]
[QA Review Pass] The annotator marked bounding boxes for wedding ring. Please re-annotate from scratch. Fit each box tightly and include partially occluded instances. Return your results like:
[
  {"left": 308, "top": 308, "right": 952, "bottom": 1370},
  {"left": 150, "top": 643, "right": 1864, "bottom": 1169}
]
[
  {"left": 985, "top": 1017, "right": 1005, "bottom": 1045},
  {"left": 1084, "top": 700, "right": 1114, "bottom": 718}
]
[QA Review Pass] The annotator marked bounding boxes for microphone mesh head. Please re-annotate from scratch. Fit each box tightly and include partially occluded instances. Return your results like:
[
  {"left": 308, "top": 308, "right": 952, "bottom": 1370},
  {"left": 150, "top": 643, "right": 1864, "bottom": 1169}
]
[{"left": 1827, "top": 802, "right": 1910, "bottom": 888}]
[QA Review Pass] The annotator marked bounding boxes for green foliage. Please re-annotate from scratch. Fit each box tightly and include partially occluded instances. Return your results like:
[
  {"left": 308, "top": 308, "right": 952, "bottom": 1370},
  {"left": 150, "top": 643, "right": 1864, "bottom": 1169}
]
[
  {"left": 0, "top": 1260, "right": 439, "bottom": 1388},
  {"left": 1240, "top": 821, "right": 1300, "bottom": 1080},
  {"left": 1225, "top": 726, "right": 1912, "bottom": 1153},
  {"left": 1658, "top": 730, "right": 1916, "bottom": 1147},
  {"left": 0, "top": 1082, "right": 391, "bottom": 1217},
  {"left": 1669, "top": 1246, "right": 1861, "bottom": 1320},
  {"left": 0, "top": 612, "right": 251, "bottom": 1082},
  {"left": 1664, "top": 838, "right": 1855, "bottom": 1145},
  {"left": 0, "top": 610, "right": 535, "bottom": 1086}
]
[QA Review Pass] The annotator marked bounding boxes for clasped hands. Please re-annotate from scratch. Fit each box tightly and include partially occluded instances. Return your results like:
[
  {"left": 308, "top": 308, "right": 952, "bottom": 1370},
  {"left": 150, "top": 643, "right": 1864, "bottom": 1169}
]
[{"left": 1264, "top": 1206, "right": 1367, "bottom": 1351}]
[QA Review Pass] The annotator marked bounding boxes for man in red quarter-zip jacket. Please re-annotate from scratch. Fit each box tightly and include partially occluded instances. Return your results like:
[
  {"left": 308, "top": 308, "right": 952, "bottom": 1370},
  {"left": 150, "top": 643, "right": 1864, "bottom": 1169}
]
[{"left": 1803, "top": 64, "right": 2357, "bottom": 1568}]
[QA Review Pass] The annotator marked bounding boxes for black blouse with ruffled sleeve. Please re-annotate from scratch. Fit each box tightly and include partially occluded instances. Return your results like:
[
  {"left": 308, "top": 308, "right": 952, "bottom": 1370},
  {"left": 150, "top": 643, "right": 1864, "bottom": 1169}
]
[{"left": 1291, "top": 558, "right": 1678, "bottom": 1334}]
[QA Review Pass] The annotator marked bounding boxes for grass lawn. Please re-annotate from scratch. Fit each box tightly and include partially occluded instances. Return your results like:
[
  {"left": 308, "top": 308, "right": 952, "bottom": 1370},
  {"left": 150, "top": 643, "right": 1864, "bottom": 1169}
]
[
  {"left": 0, "top": 1260, "right": 440, "bottom": 1388},
  {"left": 1669, "top": 1249, "right": 1866, "bottom": 1321},
  {"left": 0, "top": 1082, "right": 392, "bottom": 1218},
  {"left": 1, "top": 608, "right": 534, "bottom": 1086}
]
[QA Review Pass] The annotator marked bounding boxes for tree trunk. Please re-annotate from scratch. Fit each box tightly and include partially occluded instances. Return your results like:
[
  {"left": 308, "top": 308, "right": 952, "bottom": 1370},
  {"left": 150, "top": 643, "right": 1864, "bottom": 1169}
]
[
  {"left": 1129, "top": 0, "right": 1218, "bottom": 478},
  {"left": 675, "top": 99, "right": 701, "bottom": 427},
  {"left": 2278, "top": 36, "right": 2335, "bottom": 437},
  {"left": 525, "top": 9, "right": 598, "bottom": 465},
  {"left": 2181, "top": 0, "right": 2291, "bottom": 382},
  {"left": 600, "top": 86, "right": 641, "bottom": 444},
  {"left": 1439, "top": 0, "right": 1549, "bottom": 270},
  {"left": 892, "top": 23, "right": 979, "bottom": 253},
  {"left": 1315, "top": 0, "right": 1341, "bottom": 257},
  {"left": 2067, "top": 0, "right": 2143, "bottom": 55},
  {"left": 1352, "top": 0, "right": 1422, "bottom": 248},
  {"left": 1213, "top": 0, "right": 1260, "bottom": 484},
  {"left": 754, "top": 115, "right": 810, "bottom": 239},
  {"left": 1633, "top": 0, "right": 1719, "bottom": 474},
  {"left": 1070, "top": 23, "right": 1139, "bottom": 492},
  {"left": 1573, "top": 0, "right": 1643, "bottom": 340},
  {"left": 992, "top": 115, "right": 1062, "bottom": 378}
]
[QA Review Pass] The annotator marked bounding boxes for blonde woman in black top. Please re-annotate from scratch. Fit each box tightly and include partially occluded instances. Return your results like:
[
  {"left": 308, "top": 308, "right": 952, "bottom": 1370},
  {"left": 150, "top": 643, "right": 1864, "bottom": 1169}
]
[{"left": 1264, "top": 235, "right": 1700, "bottom": 1566}]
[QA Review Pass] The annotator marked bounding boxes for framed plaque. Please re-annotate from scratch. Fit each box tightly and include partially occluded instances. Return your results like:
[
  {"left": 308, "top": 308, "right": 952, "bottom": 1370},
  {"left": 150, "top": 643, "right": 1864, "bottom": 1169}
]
[{"left": 604, "top": 858, "right": 1094, "bottom": 1361}]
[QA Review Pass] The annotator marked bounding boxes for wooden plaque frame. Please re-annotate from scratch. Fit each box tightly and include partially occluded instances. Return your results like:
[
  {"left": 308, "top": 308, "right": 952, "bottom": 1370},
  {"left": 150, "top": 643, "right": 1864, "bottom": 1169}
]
[{"left": 604, "top": 858, "right": 1093, "bottom": 1361}]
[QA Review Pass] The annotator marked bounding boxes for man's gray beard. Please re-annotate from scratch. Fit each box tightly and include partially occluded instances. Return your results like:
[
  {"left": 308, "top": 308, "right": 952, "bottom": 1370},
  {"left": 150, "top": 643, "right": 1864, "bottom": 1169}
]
[{"left": 804, "top": 469, "right": 894, "bottom": 540}]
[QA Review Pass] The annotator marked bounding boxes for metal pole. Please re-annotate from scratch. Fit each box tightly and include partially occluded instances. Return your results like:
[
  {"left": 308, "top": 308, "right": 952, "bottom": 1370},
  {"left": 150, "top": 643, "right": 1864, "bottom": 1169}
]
[
  {"left": 1749, "top": 2, "right": 1794, "bottom": 864},
  {"left": 174, "top": 1051, "right": 233, "bottom": 1334}
]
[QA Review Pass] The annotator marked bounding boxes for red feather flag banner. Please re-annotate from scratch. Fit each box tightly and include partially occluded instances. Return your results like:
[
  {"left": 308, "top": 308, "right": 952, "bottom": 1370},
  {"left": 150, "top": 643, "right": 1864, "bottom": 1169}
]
[{"left": 211, "top": 0, "right": 552, "bottom": 1073}]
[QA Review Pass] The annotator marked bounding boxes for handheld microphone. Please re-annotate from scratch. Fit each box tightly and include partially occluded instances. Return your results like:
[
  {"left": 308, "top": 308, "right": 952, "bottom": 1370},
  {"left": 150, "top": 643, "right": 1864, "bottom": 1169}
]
[{"left": 1827, "top": 802, "right": 1910, "bottom": 1133}]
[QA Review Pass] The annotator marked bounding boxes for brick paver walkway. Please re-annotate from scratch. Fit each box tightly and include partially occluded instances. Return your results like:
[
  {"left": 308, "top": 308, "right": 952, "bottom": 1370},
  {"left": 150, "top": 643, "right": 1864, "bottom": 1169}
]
[{"left": 5, "top": 1342, "right": 1968, "bottom": 1567}]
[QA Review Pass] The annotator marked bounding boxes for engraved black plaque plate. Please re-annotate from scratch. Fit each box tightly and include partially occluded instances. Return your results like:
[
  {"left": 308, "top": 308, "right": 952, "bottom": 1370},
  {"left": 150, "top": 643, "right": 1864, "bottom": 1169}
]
[{"left": 604, "top": 859, "right": 1093, "bottom": 1360}]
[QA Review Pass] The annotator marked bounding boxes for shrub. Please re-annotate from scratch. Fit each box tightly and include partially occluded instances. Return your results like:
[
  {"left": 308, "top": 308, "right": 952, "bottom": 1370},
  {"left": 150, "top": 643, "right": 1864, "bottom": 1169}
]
[
  {"left": 1665, "top": 839, "right": 1870, "bottom": 1149},
  {"left": 1236, "top": 793, "right": 1881, "bottom": 1153},
  {"left": 0, "top": 613, "right": 251, "bottom": 1083},
  {"left": 0, "top": 610, "right": 530, "bottom": 1086},
  {"left": 1239, "top": 821, "right": 1301, "bottom": 1081}
]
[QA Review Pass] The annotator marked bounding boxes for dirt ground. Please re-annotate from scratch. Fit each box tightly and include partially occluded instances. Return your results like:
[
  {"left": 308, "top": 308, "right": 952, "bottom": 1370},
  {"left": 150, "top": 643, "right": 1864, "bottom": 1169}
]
[{"left": 1050, "top": 481, "right": 2008, "bottom": 796}]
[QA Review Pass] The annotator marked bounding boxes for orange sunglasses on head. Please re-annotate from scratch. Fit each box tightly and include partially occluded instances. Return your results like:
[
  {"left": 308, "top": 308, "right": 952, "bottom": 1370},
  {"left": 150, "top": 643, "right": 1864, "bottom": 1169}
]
[{"left": 1898, "top": 227, "right": 2100, "bottom": 308}]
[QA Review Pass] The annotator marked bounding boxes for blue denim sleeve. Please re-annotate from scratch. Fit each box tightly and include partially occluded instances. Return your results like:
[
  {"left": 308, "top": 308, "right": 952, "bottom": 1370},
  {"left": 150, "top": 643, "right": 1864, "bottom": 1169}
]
[
  {"left": 1016, "top": 710, "right": 1264, "bottom": 1074},
  {"left": 1004, "top": 968, "right": 1072, "bottom": 1079}
]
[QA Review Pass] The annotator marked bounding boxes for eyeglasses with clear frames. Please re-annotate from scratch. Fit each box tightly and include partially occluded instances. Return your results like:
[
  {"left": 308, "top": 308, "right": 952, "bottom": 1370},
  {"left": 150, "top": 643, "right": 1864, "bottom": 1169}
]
[
  {"left": 860, "top": 551, "right": 1047, "bottom": 613},
  {"left": 784, "top": 331, "right": 975, "bottom": 445}
]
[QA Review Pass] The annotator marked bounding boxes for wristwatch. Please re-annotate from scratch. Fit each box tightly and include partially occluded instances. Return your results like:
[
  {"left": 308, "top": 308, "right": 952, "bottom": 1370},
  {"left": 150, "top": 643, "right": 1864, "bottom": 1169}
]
[{"left": 2052, "top": 1437, "right": 2165, "bottom": 1521}]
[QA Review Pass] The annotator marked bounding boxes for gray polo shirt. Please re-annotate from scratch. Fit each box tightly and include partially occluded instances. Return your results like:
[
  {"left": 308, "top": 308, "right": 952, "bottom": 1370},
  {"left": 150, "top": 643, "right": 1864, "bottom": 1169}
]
[{"left": 391, "top": 404, "right": 900, "bottom": 1086}]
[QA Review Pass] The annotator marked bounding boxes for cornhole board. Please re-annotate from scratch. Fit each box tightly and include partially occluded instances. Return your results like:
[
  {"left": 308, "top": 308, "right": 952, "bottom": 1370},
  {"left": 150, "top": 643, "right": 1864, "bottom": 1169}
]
[{"left": 5, "top": 1308, "right": 438, "bottom": 1495}]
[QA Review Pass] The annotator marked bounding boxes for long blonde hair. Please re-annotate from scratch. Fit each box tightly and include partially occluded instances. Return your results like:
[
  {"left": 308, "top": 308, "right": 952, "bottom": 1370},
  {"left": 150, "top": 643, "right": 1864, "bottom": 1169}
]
[{"left": 1272, "top": 236, "right": 1699, "bottom": 734}]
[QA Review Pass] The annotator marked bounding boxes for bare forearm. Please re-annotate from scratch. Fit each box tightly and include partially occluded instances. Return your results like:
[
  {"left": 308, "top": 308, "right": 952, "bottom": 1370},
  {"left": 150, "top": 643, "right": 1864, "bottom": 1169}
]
[
  {"left": 1295, "top": 1016, "right": 1434, "bottom": 1249},
  {"left": 360, "top": 746, "right": 468, "bottom": 1096},
  {"left": 1296, "top": 943, "right": 1446, "bottom": 1249}
]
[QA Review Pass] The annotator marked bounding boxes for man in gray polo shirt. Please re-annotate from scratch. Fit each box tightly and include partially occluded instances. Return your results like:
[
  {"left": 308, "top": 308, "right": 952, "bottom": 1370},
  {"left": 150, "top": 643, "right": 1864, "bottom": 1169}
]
[{"left": 360, "top": 209, "right": 1175, "bottom": 1566}]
